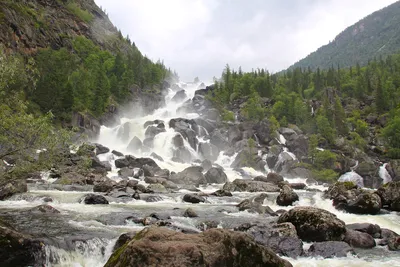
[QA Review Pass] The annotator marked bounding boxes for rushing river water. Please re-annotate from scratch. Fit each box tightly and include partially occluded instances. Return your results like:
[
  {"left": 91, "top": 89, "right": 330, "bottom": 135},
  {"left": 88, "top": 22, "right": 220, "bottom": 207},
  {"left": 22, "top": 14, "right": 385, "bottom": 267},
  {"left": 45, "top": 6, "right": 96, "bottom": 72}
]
[{"left": 1, "top": 81, "right": 400, "bottom": 267}]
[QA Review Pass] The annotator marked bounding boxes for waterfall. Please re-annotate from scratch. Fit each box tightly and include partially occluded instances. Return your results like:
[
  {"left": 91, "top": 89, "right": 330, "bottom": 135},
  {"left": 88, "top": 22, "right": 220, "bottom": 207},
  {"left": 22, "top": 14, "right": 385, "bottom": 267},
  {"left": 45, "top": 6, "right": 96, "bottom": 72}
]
[{"left": 379, "top": 163, "right": 392, "bottom": 184}]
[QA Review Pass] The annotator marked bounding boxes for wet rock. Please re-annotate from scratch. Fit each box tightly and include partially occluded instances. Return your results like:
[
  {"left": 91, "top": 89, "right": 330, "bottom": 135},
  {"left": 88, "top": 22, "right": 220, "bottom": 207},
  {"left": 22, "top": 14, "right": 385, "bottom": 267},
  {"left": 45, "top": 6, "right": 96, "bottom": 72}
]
[
  {"left": 230, "top": 149, "right": 265, "bottom": 171},
  {"left": 144, "top": 177, "right": 167, "bottom": 184},
  {"left": 115, "top": 156, "right": 160, "bottom": 170},
  {"left": 82, "top": 194, "right": 109, "bottom": 205},
  {"left": 171, "top": 89, "right": 187, "bottom": 102},
  {"left": 276, "top": 185, "right": 299, "bottom": 206},
  {"left": 144, "top": 120, "right": 164, "bottom": 129},
  {"left": 346, "top": 223, "right": 381, "bottom": 238},
  {"left": 118, "top": 167, "right": 134, "bottom": 179},
  {"left": 201, "top": 159, "right": 213, "bottom": 172},
  {"left": 104, "top": 227, "right": 292, "bottom": 267},
  {"left": 253, "top": 118, "right": 273, "bottom": 145},
  {"left": 255, "top": 172, "right": 284, "bottom": 184},
  {"left": 211, "top": 190, "right": 233, "bottom": 197},
  {"left": 194, "top": 118, "right": 217, "bottom": 133},
  {"left": 308, "top": 241, "right": 354, "bottom": 258},
  {"left": 112, "top": 150, "right": 124, "bottom": 157},
  {"left": 150, "top": 152, "right": 163, "bottom": 162},
  {"left": 198, "top": 142, "right": 220, "bottom": 162},
  {"left": 345, "top": 192, "right": 382, "bottom": 215},
  {"left": 29, "top": 204, "right": 60, "bottom": 214},
  {"left": 127, "top": 136, "right": 143, "bottom": 152},
  {"left": 91, "top": 157, "right": 112, "bottom": 174},
  {"left": 162, "top": 180, "right": 178, "bottom": 190},
  {"left": 144, "top": 195, "right": 163, "bottom": 202},
  {"left": 286, "top": 134, "right": 308, "bottom": 159},
  {"left": 169, "top": 166, "right": 207, "bottom": 186},
  {"left": 376, "top": 181, "right": 400, "bottom": 211},
  {"left": 183, "top": 208, "right": 198, "bottom": 218},
  {"left": 146, "top": 184, "right": 168, "bottom": 193},
  {"left": 388, "top": 236, "right": 400, "bottom": 251},
  {"left": 145, "top": 125, "right": 166, "bottom": 139},
  {"left": 344, "top": 229, "right": 376, "bottom": 248},
  {"left": 289, "top": 183, "right": 307, "bottom": 190},
  {"left": 183, "top": 194, "right": 205, "bottom": 204},
  {"left": 323, "top": 182, "right": 358, "bottom": 200},
  {"left": 94, "top": 143, "right": 110, "bottom": 155},
  {"left": 169, "top": 118, "right": 199, "bottom": 150},
  {"left": 381, "top": 228, "right": 399, "bottom": 240},
  {"left": 205, "top": 167, "right": 228, "bottom": 184},
  {"left": 0, "top": 179, "right": 27, "bottom": 200},
  {"left": 113, "top": 232, "right": 137, "bottom": 252},
  {"left": 172, "top": 134, "right": 185, "bottom": 148},
  {"left": 0, "top": 220, "right": 45, "bottom": 266},
  {"left": 93, "top": 179, "right": 116, "bottom": 193},
  {"left": 173, "top": 147, "right": 192, "bottom": 163},
  {"left": 223, "top": 179, "right": 280, "bottom": 192},
  {"left": 278, "top": 206, "right": 346, "bottom": 242},
  {"left": 210, "top": 130, "right": 229, "bottom": 151}
]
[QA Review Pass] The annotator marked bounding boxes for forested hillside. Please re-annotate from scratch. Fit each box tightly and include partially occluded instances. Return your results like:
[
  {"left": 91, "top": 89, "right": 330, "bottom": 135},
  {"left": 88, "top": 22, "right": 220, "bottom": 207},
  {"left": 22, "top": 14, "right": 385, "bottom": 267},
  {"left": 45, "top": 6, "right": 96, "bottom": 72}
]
[
  {"left": 211, "top": 53, "right": 400, "bottom": 181},
  {"left": 288, "top": 1, "right": 400, "bottom": 71}
]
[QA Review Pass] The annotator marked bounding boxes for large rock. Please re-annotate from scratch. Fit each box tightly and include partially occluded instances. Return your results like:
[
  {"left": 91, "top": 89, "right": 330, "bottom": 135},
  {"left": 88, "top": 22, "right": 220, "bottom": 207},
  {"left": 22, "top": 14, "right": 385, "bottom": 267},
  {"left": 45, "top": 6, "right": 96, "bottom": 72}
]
[
  {"left": 145, "top": 126, "right": 166, "bottom": 139},
  {"left": 93, "top": 179, "right": 116, "bottom": 193},
  {"left": 171, "top": 90, "right": 187, "bottom": 102},
  {"left": 127, "top": 136, "right": 143, "bottom": 152},
  {"left": 344, "top": 229, "right": 376, "bottom": 249},
  {"left": 169, "top": 118, "right": 199, "bottom": 150},
  {"left": 169, "top": 166, "right": 207, "bottom": 186},
  {"left": 237, "top": 194, "right": 276, "bottom": 215},
  {"left": 104, "top": 227, "right": 292, "bottom": 267},
  {"left": 198, "top": 142, "right": 220, "bottom": 162},
  {"left": 94, "top": 143, "right": 110, "bottom": 155},
  {"left": 286, "top": 134, "right": 308, "bottom": 159},
  {"left": 307, "top": 241, "right": 354, "bottom": 258},
  {"left": 376, "top": 181, "right": 400, "bottom": 211},
  {"left": 346, "top": 223, "right": 381, "bottom": 238},
  {"left": 0, "top": 179, "right": 27, "bottom": 200},
  {"left": 230, "top": 149, "right": 265, "bottom": 171},
  {"left": 115, "top": 156, "right": 160, "bottom": 171},
  {"left": 205, "top": 168, "right": 228, "bottom": 184},
  {"left": 278, "top": 207, "right": 346, "bottom": 242},
  {"left": 0, "top": 220, "right": 44, "bottom": 266},
  {"left": 223, "top": 179, "right": 280, "bottom": 192},
  {"left": 344, "top": 192, "right": 382, "bottom": 215},
  {"left": 253, "top": 118, "right": 272, "bottom": 145},
  {"left": 82, "top": 194, "right": 109, "bottom": 205},
  {"left": 183, "top": 194, "right": 205, "bottom": 204},
  {"left": 210, "top": 130, "right": 229, "bottom": 151},
  {"left": 276, "top": 185, "right": 299, "bottom": 206},
  {"left": 388, "top": 236, "right": 400, "bottom": 251}
]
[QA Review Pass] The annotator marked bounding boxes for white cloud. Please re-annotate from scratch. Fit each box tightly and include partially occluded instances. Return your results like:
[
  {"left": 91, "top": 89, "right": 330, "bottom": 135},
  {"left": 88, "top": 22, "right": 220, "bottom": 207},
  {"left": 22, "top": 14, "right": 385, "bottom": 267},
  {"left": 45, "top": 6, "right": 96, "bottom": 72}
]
[{"left": 95, "top": 0, "right": 398, "bottom": 81}]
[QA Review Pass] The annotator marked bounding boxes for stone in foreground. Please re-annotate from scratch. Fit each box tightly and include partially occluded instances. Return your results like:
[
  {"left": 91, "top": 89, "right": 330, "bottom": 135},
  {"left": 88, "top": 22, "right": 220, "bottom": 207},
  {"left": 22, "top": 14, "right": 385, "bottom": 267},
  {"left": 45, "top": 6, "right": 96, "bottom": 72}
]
[{"left": 104, "top": 227, "right": 292, "bottom": 267}]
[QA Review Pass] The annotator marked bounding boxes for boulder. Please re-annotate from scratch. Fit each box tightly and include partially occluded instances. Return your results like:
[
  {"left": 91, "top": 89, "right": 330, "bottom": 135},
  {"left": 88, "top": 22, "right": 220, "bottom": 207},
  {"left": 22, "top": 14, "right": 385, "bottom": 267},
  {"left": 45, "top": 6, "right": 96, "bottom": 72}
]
[
  {"left": 237, "top": 196, "right": 276, "bottom": 216},
  {"left": 94, "top": 143, "right": 110, "bottom": 155},
  {"left": 0, "top": 179, "right": 27, "bottom": 200},
  {"left": 104, "top": 227, "right": 292, "bottom": 267},
  {"left": 211, "top": 190, "right": 233, "bottom": 197},
  {"left": 286, "top": 134, "right": 308, "bottom": 159},
  {"left": 278, "top": 207, "right": 346, "bottom": 242},
  {"left": 82, "top": 194, "right": 109, "bottom": 205},
  {"left": 150, "top": 152, "right": 164, "bottom": 162},
  {"left": 201, "top": 159, "right": 212, "bottom": 172},
  {"left": 266, "top": 172, "right": 284, "bottom": 184},
  {"left": 146, "top": 184, "right": 168, "bottom": 193},
  {"left": 145, "top": 126, "right": 166, "bottom": 139},
  {"left": 253, "top": 118, "right": 272, "bottom": 145},
  {"left": 388, "top": 236, "right": 400, "bottom": 251},
  {"left": 144, "top": 177, "right": 167, "bottom": 184},
  {"left": 198, "top": 142, "right": 220, "bottom": 162},
  {"left": 230, "top": 149, "right": 265, "bottom": 171},
  {"left": 0, "top": 220, "right": 44, "bottom": 266},
  {"left": 172, "top": 134, "right": 185, "bottom": 148},
  {"left": 28, "top": 205, "right": 60, "bottom": 214},
  {"left": 344, "top": 192, "right": 382, "bottom": 215},
  {"left": 118, "top": 167, "right": 134, "bottom": 178},
  {"left": 169, "top": 166, "right": 207, "bottom": 186},
  {"left": 276, "top": 185, "right": 299, "bottom": 206},
  {"left": 183, "top": 208, "right": 198, "bottom": 218},
  {"left": 205, "top": 168, "right": 228, "bottom": 184},
  {"left": 344, "top": 229, "right": 376, "bottom": 249},
  {"left": 113, "top": 232, "right": 137, "bottom": 253},
  {"left": 115, "top": 156, "right": 160, "bottom": 170},
  {"left": 173, "top": 147, "right": 192, "bottom": 163},
  {"left": 346, "top": 223, "right": 381, "bottom": 238},
  {"left": 169, "top": 118, "right": 199, "bottom": 150},
  {"left": 194, "top": 118, "right": 217, "bottom": 133},
  {"left": 93, "top": 179, "right": 116, "bottom": 193},
  {"left": 307, "top": 241, "right": 354, "bottom": 258},
  {"left": 210, "top": 130, "right": 229, "bottom": 151},
  {"left": 222, "top": 179, "right": 280, "bottom": 192},
  {"left": 127, "top": 136, "right": 143, "bottom": 152},
  {"left": 183, "top": 194, "right": 205, "bottom": 204},
  {"left": 171, "top": 90, "right": 187, "bottom": 102},
  {"left": 112, "top": 150, "right": 124, "bottom": 157},
  {"left": 289, "top": 183, "right": 307, "bottom": 190},
  {"left": 376, "top": 181, "right": 400, "bottom": 211}
]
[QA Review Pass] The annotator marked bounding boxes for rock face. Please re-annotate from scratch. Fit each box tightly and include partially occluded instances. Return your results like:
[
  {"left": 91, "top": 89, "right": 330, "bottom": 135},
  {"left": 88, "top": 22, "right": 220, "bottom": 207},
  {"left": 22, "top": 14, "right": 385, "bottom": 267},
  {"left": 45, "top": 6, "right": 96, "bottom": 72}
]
[
  {"left": 222, "top": 179, "right": 280, "bottom": 192},
  {"left": 204, "top": 168, "right": 228, "bottom": 184},
  {"left": 0, "top": 179, "right": 27, "bottom": 200},
  {"left": 278, "top": 207, "right": 346, "bottom": 242},
  {"left": 0, "top": 220, "right": 44, "bottom": 266},
  {"left": 308, "top": 241, "right": 354, "bottom": 258},
  {"left": 276, "top": 185, "right": 299, "bottom": 206},
  {"left": 104, "top": 227, "right": 292, "bottom": 267}
]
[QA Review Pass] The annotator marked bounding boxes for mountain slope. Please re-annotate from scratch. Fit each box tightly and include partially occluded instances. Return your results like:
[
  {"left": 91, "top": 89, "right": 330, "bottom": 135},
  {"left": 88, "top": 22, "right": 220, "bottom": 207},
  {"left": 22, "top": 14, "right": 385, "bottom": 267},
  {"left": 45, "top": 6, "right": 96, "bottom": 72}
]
[{"left": 288, "top": 1, "right": 400, "bottom": 70}]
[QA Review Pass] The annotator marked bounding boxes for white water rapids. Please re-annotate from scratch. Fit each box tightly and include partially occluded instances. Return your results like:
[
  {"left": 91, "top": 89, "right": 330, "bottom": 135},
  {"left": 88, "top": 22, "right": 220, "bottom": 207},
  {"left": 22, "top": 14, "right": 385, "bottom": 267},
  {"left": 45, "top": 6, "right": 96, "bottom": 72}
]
[{"left": 1, "top": 81, "right": 400, "bottom": 267}]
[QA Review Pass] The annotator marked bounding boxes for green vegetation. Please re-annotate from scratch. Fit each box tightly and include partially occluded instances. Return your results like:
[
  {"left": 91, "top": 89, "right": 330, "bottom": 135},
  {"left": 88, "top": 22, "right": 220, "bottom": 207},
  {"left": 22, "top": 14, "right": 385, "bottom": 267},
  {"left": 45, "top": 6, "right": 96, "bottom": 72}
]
[
  {"left": 289, "top": 1, "right": 400, "bottom": 71},
  {"left": 66, "top": 2, "right": 93, "bottom": 23}
]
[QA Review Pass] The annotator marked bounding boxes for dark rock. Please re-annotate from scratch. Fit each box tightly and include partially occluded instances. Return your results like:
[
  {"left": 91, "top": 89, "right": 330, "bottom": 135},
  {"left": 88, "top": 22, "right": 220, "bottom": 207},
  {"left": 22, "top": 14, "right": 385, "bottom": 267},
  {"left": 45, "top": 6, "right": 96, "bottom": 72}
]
[
  {"left": 112, "top": 150, "right": 124, "bottom": 157},
  {"left": 173, "top": 147, "right": 192, "bottom": 163},
  {"left": 263, "top": 172, "right": 284, "bottom": 184},
  {"left": 115, "top": 156, "right": 160, "bottom": 170},
  {"left": 0, "top": 179, "right": 27, "bottom": 200},
  {"left": 183, "top": 208, "right": 198, "bottom": 218},
  {"left": 150, "top": 152, "right": 164, "bottom": 162},
  {"left": 127, "top": 136, "right": 143, "bottom": 152},
  {"left": 289, "top": 183, "right": 306, "bottom": 190},
  {"left": 376, "top": 181, "right": 400, "bottom": 211},
  {"left": 276, "top": 185, "right": 299, "bottom": 206},
  {"left": 344, "top": 229, "right": 376, "bottom": 248},
  {"left": 144, "top": 120, "right": 164, "bottom": 129},
  {"left": 169, "top": 166, "right": 207, "bottom": 186},
  {"left": 172, "top": 134, "right": 185, "bottom": 148},
  {"left": 94, "top": 143, "right": 110, "bottom": 155},
  {"left": 381, "top": 228, "right": 399, "bottom": 240},
  {"left": 144, "top": 177, "right": 167, "bottom": 184},
  {"left": 118, "top": 167, "right": 134, "bottom": 178},
  {"left": 28, "top": 204, "right": 60, "bottom": 214},
  {"left": 204, "top": 167, "right": 228, "bottom": 184},
  {"left": 144, "top": 195, "right": 164, "bottom": 202},
  {"left": 278, "top": 206, "right": 346, "bottom": 242},
  {"left": 93, "top": 179, "right": 116, "bottom": 193},
  {"left": 145, "top": 126, "right": 166, "bottom": 139},
  {"left": 104, "top": 227, "right": 292, "bottom": 267},
  {"left": 308, "top": 241, "right": 354, "bottom": 258},
  {"left": 198, "top": 142, "right": 220, "bottom": 162},
  {"left": 345, "top": 192, "right": 382, "bottom": 215},
  {"left": 286, "top": 134, "right": 308, "bottom": 159},
  {"left": 210, "top": 130, "right": 229, "bottom": 151},
  {"left": 171, "top": 90, "right": 187, "bottom": 102},
  {"left": 222, "top": 179, "right": 280, "bottom": 192},
  {"left": 211, "top": 190, "right": 233, "bottom": 197},
  {"left": 183, "top": 194, "right": 205, "bottom": 204},
  {"left": 230, "top": 149, "right": 265, "bottom": 171},
  {"left": 82, "top": 194, "right": 109, "bottom": 205},
  {"left": 169, "top": 118, "right": 199, "bottom": 150},
  {"left": 388, "top": 236, "right": 400, "bottom": 251},
  {"left": 201, "top": 159, "right": 213, "bottom": 172},
  {"left": 346, "top": 223, "right": 381, "bottom": 238},
  {"left": 253, "top": 118, "right": 272, "bottom": 145},
  {"left": 113, "top": 232, "right": 137, "bottom": 253},
  {"left": 162, "top": 180, "right": 178, "bottom": 190}
]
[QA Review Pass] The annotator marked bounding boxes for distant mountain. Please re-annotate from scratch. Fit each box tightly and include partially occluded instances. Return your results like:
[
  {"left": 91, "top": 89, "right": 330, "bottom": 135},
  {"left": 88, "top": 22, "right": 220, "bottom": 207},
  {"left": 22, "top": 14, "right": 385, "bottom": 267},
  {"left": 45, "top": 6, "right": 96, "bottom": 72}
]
[{"left": 288, "top": 1, "right": 400, "bottom": 70}]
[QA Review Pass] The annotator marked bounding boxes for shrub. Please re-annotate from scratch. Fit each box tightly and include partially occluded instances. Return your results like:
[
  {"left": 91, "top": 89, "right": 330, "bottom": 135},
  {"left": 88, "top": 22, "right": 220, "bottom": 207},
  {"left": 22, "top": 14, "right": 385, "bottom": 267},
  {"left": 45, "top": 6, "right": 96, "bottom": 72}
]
[{"left": 66, "top": 2, "right": 93, "bottom": 23}]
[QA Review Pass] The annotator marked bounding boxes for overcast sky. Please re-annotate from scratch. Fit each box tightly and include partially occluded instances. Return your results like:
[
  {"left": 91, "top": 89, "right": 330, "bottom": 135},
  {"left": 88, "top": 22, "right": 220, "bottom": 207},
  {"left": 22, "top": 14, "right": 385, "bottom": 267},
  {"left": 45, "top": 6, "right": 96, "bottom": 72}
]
[{"left": 94, "top": 0, "right": 398, "bottom": 82}]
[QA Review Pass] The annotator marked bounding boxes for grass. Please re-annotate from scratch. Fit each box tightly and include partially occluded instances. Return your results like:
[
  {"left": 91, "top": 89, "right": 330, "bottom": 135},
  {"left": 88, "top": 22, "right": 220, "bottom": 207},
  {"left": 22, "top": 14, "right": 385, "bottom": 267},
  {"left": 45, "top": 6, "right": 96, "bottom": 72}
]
[{"left": 66, "top": 2, "right": 93, "bottom": 23}]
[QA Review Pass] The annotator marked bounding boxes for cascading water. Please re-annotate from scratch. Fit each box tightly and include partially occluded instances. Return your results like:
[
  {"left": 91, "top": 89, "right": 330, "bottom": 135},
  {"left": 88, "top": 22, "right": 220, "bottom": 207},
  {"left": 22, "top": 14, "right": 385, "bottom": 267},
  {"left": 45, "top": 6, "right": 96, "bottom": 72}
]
[
  {"left": 379, "top": 163, "right": 392, "bottom": 185},
  {"left": 1, "top": 80, "right": 400, "bottom": 267}
]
